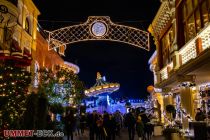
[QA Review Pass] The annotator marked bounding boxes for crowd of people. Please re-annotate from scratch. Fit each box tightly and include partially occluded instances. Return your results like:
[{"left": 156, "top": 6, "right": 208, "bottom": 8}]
[{"left": 64, "top": 108, "right": 155, "bottom": 140}]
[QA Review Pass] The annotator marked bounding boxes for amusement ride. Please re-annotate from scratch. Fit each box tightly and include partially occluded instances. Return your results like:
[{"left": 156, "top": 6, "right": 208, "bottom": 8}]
[{"left": 85, "top": 72, "right": 120, "bottom": 112}]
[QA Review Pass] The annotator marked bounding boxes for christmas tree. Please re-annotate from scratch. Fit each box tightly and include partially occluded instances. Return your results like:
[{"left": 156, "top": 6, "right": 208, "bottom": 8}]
[
  {"left": 0, "top": 61, "right": 31, "bottom": 130},
  {"left": 38, "top": 66, "right": 85, "bottom": 113}
]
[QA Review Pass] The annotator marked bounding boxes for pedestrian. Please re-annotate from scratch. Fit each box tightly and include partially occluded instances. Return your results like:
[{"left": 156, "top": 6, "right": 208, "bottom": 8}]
[
  {"left": 64, "top": 111, "right": 75, "bottom": 140},
  {"left": 124, "top": 108, "right": 136, "bottom": 140},
  {"left": 80, "top": 112, "right": 86, "bottom": 136},
  {"left": 87, "top": 110, "right": 98, "bottom": 140},
  {"left": 136, "top": 115, "right": 144, "bottom": 140},
  {"left": 114, "top": 110, "right": 123, "bottom": 137},
  {"left": 195, "top": 108, "right": 205, "bottom": 121},
  {"left": 140, "top": 110, "right": 150, "bottom": 140},
  {"left": 96, "top": 115, "right": 104, "bottom": 140},
  {"left": 75, "top": 113, "right": 81, "bottom": 136},
  {"left": 104, "top": 114, "right": 116, "bottom": 140}
]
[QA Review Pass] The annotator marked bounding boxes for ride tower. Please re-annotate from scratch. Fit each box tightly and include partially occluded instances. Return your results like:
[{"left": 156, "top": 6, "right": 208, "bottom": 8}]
[{"left": 85, "top": 72, "right": 120, "bottom": 113}]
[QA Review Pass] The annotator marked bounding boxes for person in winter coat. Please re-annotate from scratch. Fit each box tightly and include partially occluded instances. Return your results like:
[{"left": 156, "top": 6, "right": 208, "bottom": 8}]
[
  {"left": 80, "top": 113, "right": 86, "bottom": 136},
  {"left": 64, "top": 111, "right": 75, "bottom": 140},
  {"left": 104, "top": 114, "right": 116, "bottom": 140},
  {"left": 124, "top": 108, "right": 136, "bottom": 140},
  {"left": 136, "top": 115, "right": 144, "bottom": 140}
]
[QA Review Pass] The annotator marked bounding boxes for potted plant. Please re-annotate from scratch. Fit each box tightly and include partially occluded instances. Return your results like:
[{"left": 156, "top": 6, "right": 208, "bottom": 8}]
[
  {"left": 166, "top": 104, "right": 176, "bottom": 124},
  {"left": 163, "top": 126, "right": 180, "bottom": 140},
  {"left": 163, "top": 105, "right": 180, "bottom": 140}
]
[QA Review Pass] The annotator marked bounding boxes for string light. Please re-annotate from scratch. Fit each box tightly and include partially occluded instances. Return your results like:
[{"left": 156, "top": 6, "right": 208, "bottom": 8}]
[{"left": 0, "top": 64, "right": 31, "bottom": 129}]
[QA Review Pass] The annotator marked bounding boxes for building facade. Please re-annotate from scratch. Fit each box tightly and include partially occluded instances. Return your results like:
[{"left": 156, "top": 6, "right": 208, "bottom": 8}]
[
  {"left": 0, "top": 0, "right": 39, "bottom": 67},
  {"left": 149, "top": 0, "right": 210, "bottom": 130},
  {"left": 0, "top": 0, "right": 79, "bottom": 91}
]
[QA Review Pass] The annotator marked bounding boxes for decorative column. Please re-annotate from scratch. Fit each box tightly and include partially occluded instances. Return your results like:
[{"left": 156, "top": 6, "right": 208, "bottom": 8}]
[
  {"left": 196, "top": 37, "right": 203, "bottom": 55},
  {"left": 178, "top": 78, "right": 196, "bottom": 131},
  {"left": 155, "top": 92, "right": 164, "bottom": 123},
  {"left": 163, "top": 93, "right": 173, "bottom": 124},
  {"left": 178, "top": 75, "right": 196, "bottom": 117}
]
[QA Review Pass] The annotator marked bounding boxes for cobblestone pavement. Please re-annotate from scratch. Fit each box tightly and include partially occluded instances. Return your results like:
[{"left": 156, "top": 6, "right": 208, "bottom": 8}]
[{"left": 63, "top": 128, "right": 166, "bottom": 140}]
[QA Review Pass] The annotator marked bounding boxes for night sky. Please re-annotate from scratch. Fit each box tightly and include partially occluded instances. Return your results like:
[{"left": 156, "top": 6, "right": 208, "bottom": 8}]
[{"left": 33, "top": 0, "right": 160, "bottom": 99}]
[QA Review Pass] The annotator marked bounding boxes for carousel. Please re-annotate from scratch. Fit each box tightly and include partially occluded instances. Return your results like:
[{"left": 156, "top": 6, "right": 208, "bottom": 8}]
[{"left": 85, "top": 72, "right": 120, "bottom": 113}]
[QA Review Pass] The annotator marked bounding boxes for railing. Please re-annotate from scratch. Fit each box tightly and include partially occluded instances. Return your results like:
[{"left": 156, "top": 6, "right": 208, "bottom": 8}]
[
  {"left": 160, "top": 61, "right": 173, "bottom": 81},
  {"left": 200, "top": 24, "right": 210, "bottom": 51},
  {"left": 179, "top": 23, "right": 210, "bottom": 65},
  {"left": 160, "top": 65, "right": 168, "bottom": 81},
  {"left": 179, "top": 38, "right": 197, "bottom": 65},
  {"left": 168, "top": 61, "right": 173, "bottom": 72}
]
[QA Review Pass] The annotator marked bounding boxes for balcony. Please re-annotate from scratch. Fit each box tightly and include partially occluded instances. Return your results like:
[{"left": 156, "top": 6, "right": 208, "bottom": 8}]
[
  {"left": 179, "top": 23, "right": 210, "bottom": 65},
  {"left": 158, "top": 24, "right": 210, "bottom": 85}
]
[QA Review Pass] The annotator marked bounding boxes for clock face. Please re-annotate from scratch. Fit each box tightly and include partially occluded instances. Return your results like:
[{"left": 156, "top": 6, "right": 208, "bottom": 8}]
[{"left": 91, "top": 22, "right": 107, "bottom": 37}]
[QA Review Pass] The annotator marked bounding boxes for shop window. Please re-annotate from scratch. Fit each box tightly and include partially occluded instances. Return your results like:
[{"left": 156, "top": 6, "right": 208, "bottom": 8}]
[
  {"left": 25, "top": 18, "right": 30, "bottom": 34},
  {"left": 161, "top": 27, "right": 174, "bottom": 67}
]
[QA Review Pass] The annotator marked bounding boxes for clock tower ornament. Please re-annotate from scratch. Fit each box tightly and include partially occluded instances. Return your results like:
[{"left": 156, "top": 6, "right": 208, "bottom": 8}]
[{"left": 91, "top": 21, "right": 107, "bottom": 37}]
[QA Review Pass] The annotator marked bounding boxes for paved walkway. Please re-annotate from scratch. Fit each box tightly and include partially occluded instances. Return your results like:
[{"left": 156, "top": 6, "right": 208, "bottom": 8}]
[{"left": 63, "top": 128, "right": 166, "bottom": 140}]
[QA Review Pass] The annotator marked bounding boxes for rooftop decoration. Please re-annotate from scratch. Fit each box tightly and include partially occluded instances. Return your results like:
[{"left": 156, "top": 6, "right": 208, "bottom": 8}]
[
  {"left": 62, "top": 61, "right": 80, "bottom": 74},
  {"left": 85, "top": 72, "right": 120, "bottom": 97}
]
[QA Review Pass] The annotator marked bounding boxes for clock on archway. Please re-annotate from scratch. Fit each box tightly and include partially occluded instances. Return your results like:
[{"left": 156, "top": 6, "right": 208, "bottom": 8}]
[{"left": 91, "top": 21, "right": 107, "bottom": 37}]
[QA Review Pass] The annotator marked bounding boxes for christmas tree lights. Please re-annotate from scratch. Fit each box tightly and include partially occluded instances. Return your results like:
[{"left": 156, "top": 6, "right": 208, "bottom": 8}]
[{"left": 0, "top": 62, "right": 31, "bottom": 130}]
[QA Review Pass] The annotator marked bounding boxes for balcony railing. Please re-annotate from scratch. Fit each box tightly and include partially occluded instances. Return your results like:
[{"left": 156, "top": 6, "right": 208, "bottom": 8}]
[
  {"left": 179, "top": 23, "right": 210, "bottom": 65},
  {"left": 160, "top": 61, "right": 173, "bottom": 81},
  {"left": 160, "top": 66, "right": 168, "bottom": 81},
  {"left": 179, "top": 38, "right": 197, "bottom": 65},
  {"left": 200, "top": 24, "right": 210, "bottom": 51}
]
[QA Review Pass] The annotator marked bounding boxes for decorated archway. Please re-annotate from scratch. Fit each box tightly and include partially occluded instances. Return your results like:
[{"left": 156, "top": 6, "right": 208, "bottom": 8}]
[{"left": 47, "top": 16, "right": 150, "bottom": 54}]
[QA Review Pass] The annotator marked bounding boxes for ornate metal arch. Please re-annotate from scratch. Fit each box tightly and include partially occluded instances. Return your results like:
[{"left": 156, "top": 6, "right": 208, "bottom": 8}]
[{"left": 47, "top": 16, "right": 150, "bottom": 53}]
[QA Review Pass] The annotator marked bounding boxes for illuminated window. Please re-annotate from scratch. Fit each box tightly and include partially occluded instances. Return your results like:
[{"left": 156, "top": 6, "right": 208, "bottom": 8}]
[
  {"left": 25, "top": 18, "right": 30, "bottom": 34},
  {"left": 179, "top": 0, "right": 210, "bottom": 44},
  {"left": 161, "top": 27, "right": 174, "bottom": 67}
]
